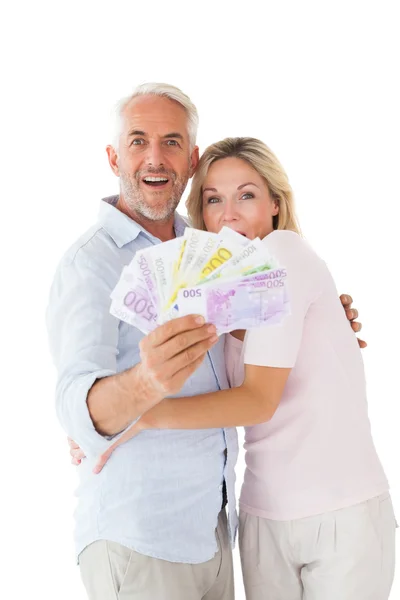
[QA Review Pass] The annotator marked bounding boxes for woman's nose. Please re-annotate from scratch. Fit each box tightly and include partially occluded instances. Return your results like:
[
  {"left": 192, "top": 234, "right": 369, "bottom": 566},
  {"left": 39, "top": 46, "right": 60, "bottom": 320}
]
[{"left": 222, "top": 200, "right": 239, "bottom": 222}]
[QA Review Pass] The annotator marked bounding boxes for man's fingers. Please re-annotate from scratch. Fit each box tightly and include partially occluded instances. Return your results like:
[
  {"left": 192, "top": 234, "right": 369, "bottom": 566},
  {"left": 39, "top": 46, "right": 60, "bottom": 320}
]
[
  {"left": 170, "top": 354, "right": 210, "bottom": 391},
  {"left": 145, "top": 315, "right": 206, "bottom": 348},
  {"left": 157, "top": 324, "right": 217, "bottom": 363},
  {"left": 163, "top": 335, "right": 219, "bottom": 379},
  {"left": 345, "top": 308, "right": 358, "bottom": 321},
  {"left": 357, "top": 338, "right": 367, "bottom": 349},
  {"left": 340, "top": 294, "right": 353, "bottom": 308},
  {"left": 351, "top": 321, "right": 362, "bottom": 333}
]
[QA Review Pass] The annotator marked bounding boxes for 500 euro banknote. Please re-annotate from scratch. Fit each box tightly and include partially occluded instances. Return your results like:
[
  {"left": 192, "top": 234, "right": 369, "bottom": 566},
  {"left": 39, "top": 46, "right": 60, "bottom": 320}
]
[
  {"left": 110, "top": 265, "right": 158, "bottom": 334},
  {"left": 176, "top": 268, "right": 289, "bottom": 334},
  {"left": 164, "top": 227, "right": 245, "bottom": 312}
]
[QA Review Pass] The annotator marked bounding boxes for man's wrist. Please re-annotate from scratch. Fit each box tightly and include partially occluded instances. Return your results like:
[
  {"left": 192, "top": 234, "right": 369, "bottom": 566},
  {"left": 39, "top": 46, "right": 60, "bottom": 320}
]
[{"left": 133, "top": 362, "right": 164, "bottom": 414}]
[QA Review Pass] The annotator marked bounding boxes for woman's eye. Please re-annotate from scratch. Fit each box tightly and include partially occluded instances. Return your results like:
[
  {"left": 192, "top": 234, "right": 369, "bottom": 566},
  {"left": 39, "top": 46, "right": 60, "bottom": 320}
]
[
  {"left": 241, "top": 192, "right": 254, "bottom": 200},
  {"left": 207, "top": 197, "right": 220, "bottom": 204}
]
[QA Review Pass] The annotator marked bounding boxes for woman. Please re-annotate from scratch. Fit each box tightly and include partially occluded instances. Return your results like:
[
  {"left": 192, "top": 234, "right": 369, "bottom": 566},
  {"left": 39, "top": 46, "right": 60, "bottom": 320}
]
[
  {"left": 184, "top": 138, "right": 396, "bottom": 599},
  {"left": 73, "top": 137, "right": 395, "bottom": 599}
]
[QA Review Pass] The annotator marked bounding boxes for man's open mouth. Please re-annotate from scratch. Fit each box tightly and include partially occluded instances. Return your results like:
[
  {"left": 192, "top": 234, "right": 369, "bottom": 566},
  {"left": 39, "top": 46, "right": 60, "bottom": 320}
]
[{"left": 142, "top": 176, "right": 170, "bottom": 187}]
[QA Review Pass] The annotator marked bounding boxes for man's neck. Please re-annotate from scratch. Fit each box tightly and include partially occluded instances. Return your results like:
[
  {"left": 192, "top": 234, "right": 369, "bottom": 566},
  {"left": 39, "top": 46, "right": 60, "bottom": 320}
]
[
  {"left": 117, "top": 197, "right": 176, "bottom": 242},
  {"left": 141, "top": 218, "right": 176, "bottom": 242}
]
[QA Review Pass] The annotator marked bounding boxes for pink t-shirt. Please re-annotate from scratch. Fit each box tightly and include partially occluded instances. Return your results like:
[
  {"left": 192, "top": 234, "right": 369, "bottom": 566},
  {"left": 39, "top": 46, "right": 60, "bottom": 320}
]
[{"left": 225, "top": 230, "right": 388, "bottom": 521}]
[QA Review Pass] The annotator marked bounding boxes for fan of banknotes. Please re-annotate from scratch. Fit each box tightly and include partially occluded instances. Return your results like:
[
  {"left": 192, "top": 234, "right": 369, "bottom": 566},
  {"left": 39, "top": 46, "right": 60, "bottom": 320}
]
[{"left": 110, "top": 227, "right": 290, "bottom": 335}]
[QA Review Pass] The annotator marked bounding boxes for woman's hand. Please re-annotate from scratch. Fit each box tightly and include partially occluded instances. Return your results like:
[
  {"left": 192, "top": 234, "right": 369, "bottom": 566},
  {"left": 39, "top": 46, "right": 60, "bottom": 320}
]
[
  {"left": 66, "top": 416, "right": 150, "bottom": 474},
  {"left": 68, "top": 437, "right": 86, "bottom": 465},
  {"left": 93, "top": 417, "right": 149, "bottom": 474}
]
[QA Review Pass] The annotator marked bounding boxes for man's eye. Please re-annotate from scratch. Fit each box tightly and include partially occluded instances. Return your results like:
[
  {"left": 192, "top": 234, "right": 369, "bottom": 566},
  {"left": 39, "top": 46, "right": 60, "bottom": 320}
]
[
  {"left": 132, "top": 139, "right": 145, "bottom": 146},
  {"left": 166, "top": 140, "right": 179, "bottom": 146}
]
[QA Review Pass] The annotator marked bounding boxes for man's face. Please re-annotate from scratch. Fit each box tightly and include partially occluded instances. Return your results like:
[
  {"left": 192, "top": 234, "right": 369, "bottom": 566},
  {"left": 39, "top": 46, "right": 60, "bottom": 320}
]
[{"left": 108, "top": 95, "right": 199, "bottom": 223}]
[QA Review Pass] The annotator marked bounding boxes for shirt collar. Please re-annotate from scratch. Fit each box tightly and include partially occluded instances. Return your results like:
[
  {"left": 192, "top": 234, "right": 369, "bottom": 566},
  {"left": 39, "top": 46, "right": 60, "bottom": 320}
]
[{"left": 98, "top": 196, "right": 189, "bottom": 248}]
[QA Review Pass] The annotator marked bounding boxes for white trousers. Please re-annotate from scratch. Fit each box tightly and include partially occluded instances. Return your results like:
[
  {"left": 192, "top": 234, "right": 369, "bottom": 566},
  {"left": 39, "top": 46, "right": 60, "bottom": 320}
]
[{"left": 239, "top": 492, "right": 397, "bottom": 600}]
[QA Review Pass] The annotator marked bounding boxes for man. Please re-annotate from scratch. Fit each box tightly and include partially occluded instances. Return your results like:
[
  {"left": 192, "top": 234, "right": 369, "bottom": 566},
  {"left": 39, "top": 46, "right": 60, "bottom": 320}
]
[{"left": 47, "top": 83, "right": 363, "bottom": 600}]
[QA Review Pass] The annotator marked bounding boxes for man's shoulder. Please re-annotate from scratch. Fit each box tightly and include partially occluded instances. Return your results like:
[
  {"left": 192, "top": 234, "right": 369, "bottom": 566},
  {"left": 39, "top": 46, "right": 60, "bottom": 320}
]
[
  {"left": 50, "top": 223, "right": 131, "bottom": 293},
  {"left": 60, "top": 223, "right": 122, "bottom": 268}
]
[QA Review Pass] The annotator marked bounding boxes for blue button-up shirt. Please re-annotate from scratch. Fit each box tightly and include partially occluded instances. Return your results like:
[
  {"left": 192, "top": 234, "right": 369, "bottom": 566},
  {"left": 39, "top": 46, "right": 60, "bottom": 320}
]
[{"left": 46, "top": 197, "right": 239, "bottom": 564}]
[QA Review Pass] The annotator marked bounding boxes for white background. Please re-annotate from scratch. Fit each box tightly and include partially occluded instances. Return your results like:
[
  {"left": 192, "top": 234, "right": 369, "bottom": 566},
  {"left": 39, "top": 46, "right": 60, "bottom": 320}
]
[{"left": 1, "top": 1, "right": 399, "bottom": 598}]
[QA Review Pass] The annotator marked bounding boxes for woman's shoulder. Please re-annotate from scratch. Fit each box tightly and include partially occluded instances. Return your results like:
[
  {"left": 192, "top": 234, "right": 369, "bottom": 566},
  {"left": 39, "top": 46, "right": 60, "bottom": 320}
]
[
  {"left": 262, "top": 230, "right": 322, "bottom": 265},
  {"left": 263, "top": 229, "right": 307, "bottom": 246}
]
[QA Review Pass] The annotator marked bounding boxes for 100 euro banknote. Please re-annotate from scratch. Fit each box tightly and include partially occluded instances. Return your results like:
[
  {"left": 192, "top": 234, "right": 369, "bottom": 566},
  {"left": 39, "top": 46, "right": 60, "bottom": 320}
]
[{"left": 164, "top": 227, "right": 245, "bottom": 312}]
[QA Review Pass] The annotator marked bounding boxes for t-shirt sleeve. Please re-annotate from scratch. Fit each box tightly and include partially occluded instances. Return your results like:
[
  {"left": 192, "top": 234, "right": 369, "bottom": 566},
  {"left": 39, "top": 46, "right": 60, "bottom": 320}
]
[{"left": 244, "top": 231, "right": 325, "bottom": 368}]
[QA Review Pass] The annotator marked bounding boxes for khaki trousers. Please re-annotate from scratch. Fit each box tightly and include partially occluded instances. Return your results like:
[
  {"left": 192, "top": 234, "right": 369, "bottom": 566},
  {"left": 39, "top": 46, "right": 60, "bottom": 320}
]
[{"left": 79, "top": 510, "right": 234, "bottom": 600}]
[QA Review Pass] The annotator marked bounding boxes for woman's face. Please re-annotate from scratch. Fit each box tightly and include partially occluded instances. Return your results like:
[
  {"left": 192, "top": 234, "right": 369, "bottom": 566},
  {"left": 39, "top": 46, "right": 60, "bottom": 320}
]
[{"left": 202, "top": 157, "right": 279, "bottom": 240}]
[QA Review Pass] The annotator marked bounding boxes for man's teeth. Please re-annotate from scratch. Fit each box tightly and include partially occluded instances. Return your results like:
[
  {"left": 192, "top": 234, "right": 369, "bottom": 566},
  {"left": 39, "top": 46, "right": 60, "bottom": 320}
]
[{"left": 144, "top": 177, "right": 168, "bottom": 182}]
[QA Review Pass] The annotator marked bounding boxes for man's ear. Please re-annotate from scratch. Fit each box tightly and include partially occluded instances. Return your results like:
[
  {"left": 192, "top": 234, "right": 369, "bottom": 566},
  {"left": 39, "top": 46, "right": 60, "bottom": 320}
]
[
  {"left": 189, "top": 146, "right": 200, "bottom": 178},
  {"left": 106, "top": 145, "right": 120, "bottom": 177}
]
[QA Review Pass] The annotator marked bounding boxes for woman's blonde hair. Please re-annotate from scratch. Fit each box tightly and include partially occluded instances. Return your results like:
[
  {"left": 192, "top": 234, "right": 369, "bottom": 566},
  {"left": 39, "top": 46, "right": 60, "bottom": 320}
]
[{"left": 186, "top": 137, "right": 301, "bottom": 235}]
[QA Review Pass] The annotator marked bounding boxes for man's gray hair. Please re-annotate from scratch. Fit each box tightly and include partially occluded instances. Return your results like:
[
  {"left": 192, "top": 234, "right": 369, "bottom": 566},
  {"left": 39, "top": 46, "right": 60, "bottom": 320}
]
[{"left": 112, "top": 82, "right": 199, "bottom": 150}]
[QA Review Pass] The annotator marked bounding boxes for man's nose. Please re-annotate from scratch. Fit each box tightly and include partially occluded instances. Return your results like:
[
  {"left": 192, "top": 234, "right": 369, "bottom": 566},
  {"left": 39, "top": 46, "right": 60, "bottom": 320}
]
[{"left": 145, "top": 141, "right": 165, "bottom": 169}]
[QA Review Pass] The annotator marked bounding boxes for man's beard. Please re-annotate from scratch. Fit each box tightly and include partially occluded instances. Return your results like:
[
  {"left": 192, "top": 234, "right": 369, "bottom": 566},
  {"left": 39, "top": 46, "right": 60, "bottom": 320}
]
[{"left": 120, "top": 167, "right": 189, "bottom": 223}]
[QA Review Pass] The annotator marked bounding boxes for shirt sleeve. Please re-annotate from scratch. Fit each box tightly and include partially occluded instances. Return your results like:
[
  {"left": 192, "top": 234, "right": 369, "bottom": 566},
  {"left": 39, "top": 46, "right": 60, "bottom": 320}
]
[
  {"left": 244, "top": 231, "right": 325, "bottom": 368},
  {"left": 46, "top": 253, "right": 124, "bottom": 458}
]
